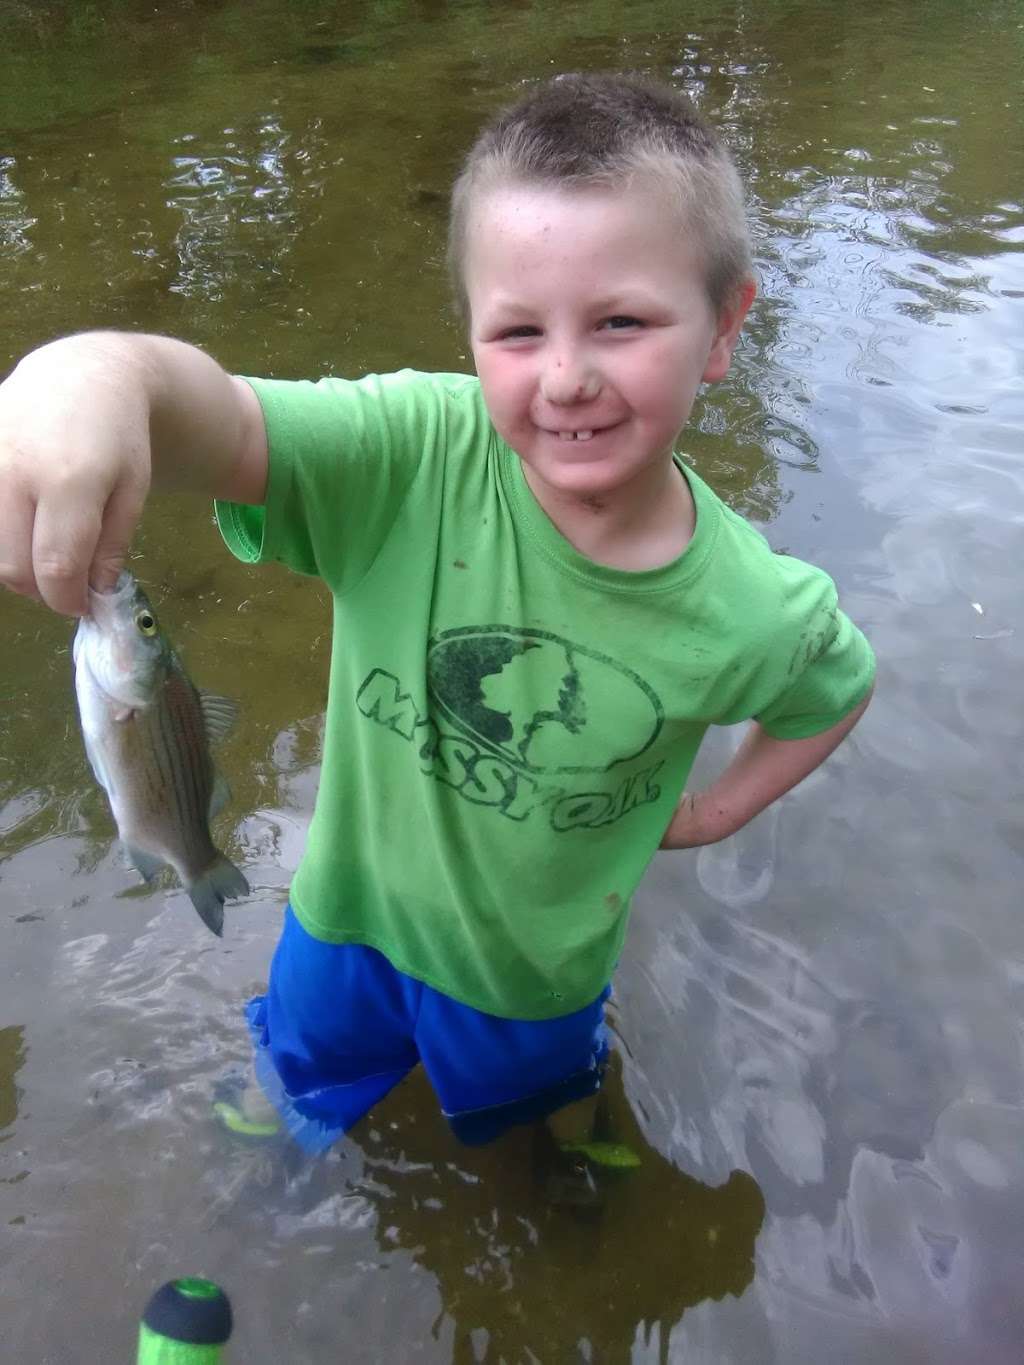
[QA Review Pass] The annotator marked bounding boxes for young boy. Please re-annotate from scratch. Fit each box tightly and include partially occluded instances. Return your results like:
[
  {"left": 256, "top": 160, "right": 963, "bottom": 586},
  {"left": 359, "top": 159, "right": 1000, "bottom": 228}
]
[{"left": 0, "top": 75, "right": 873, "bottom": 1170}]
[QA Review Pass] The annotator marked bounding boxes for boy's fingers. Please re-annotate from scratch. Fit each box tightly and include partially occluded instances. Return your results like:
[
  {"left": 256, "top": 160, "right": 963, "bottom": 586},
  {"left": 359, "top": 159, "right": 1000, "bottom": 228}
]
[
  {"left": 89, "top": 476, "right": 148, "bottom": 594},
  {"left": 31, "top": 494, "right": 103, "bottom": 617},
  {"left": 89, "top": 560, "right": 122, "bottom": 595},
  {"left": 0, "top": 486, "right": 42, "bottom": 602}
]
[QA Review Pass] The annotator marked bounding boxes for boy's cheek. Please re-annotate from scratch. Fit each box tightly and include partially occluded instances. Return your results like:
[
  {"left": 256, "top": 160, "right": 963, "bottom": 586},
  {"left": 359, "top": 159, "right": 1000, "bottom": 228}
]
[
  {"left": 476, "top": 360, "right": 523, "bottom": 421},
  {"left": 471, "top": 348, "right": 499, "bottom": 390},
  {"left": 474, "top": 372, "right": 515, "bottom": 440}
]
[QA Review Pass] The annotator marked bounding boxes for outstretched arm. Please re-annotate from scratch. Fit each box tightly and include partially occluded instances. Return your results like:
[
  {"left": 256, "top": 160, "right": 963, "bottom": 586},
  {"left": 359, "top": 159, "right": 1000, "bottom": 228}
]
[
  {"left": 0, "top": 331, "right": 268, "bottom": 617},
  {"left": 660, "top": 685, "right": 873, "bottom": 849}
]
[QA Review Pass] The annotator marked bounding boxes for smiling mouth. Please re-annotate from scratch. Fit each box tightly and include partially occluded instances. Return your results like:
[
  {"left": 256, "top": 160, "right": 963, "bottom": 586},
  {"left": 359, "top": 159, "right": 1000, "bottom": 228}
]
[{"left": 545, "top": 423, "right": 620, "bottom": 442}]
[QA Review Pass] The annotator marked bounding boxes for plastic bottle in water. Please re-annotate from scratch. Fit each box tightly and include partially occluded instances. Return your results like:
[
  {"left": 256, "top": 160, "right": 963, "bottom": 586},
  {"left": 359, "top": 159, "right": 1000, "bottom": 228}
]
[{"left": 136, "top": 1279, "right": 233, "bottom": 1364}]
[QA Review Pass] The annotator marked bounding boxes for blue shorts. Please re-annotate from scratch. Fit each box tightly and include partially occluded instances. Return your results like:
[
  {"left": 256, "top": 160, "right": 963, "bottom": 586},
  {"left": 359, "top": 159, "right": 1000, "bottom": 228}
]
[{"left": 246, "top": 906, "right": 610, "bottom": 1152}]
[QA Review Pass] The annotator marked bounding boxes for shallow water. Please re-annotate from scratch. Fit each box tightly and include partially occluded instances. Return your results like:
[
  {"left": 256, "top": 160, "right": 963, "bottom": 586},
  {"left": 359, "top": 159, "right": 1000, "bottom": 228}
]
[{"left": 2, "top": 0, "right": 1023, "bottom": 1360}]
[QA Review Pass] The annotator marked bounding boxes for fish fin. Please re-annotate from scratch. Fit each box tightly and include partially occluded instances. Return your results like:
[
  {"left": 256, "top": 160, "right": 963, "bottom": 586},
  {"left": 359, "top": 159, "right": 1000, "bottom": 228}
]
[
  {"left": 125, "top": 843, "right": 165, "bottom": 883},
  {"left": 209, "top": 767, "right": 231, "bottom": 820},
  {"left": 187, "top": 855, "right": 250, "bottom": 937},
  {"left": 200, "top": 691, "right": 240, "bottom": 744}
]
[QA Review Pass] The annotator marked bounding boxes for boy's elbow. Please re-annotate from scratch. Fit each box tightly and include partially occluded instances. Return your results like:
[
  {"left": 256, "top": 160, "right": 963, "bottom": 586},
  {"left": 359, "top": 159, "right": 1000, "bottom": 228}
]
[
  {"left": 852, "top": 679, "right": 875, "bottom": 721},
  {"left": 217, "top": 376, "right": 270, "bottom": 505}
]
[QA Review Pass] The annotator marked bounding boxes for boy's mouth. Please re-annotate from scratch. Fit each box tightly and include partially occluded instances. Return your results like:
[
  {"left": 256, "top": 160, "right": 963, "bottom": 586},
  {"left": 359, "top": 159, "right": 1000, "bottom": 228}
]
[{"left": 535, "top": 419, "right": 619, "bottom": 444}]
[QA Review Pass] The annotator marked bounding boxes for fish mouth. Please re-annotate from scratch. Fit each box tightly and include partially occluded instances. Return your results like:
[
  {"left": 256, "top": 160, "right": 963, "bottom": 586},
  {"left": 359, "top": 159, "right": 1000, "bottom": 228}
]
[
  {"left": 88, "top": 569, "right": 134, "bottom": 597},
  {"left": 84, "top": 569, "right": 138, "bottom": 623}
]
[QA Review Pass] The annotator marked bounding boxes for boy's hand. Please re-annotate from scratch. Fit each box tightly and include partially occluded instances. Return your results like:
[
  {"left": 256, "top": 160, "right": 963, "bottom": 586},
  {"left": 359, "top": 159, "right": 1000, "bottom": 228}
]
[
  {"left": 0, "top": 332, "right": 267, "bottom": 617},
  {"left": 0, "top": 335, "right": 152, "bottom": 615},
  {"left": 660, "top": 689, "right": 873, "bottom": 850}
]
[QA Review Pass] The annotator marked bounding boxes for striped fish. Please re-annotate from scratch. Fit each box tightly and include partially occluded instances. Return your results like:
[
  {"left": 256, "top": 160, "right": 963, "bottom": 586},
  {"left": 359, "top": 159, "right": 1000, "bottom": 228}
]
[{"left": 73, "top": 571, "right": 249, "bottom": 935}]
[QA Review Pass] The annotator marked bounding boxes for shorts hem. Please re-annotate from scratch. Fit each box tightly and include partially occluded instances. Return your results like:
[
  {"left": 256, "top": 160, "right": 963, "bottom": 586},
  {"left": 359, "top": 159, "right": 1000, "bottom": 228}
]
[
  {"left": 245, "top": 997, "right": 408, "bottom": 1154},
  {"left": 444, "top": 1042, "right": 609, "bottom": 1146}
]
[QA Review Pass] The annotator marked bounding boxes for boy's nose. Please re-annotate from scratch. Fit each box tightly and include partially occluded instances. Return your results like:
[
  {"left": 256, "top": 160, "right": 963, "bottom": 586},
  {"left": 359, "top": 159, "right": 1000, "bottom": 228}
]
[{"left": 539, "top": 352, "right": 600, "bottom": 406}]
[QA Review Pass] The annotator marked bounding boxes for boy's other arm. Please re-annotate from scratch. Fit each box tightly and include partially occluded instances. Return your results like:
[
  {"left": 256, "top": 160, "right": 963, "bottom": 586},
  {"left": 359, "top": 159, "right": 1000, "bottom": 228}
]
[
  {"left": 660, "top": 685, "right": 873, "bottom": 849},
  {"left": 0, "top": 332, "right": 268, "bottom": 617}
]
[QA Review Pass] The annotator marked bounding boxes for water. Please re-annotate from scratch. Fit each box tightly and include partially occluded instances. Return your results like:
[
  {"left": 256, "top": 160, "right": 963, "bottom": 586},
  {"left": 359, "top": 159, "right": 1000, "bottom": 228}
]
[{"left": 2, "top": 0, "right": 1023, "bottom": 1359}]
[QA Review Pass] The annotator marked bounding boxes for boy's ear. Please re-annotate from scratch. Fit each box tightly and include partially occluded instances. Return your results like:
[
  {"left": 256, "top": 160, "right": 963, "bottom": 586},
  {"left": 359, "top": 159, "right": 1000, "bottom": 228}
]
[{"left": 702, "top": 278, "right": 756, "bottom": 383}]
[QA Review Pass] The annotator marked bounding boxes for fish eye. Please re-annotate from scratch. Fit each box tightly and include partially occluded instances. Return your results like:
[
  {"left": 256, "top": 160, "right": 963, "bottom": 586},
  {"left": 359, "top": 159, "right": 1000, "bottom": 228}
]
[{"left": 135, "top": 610, "right": 158, "bottom": 637}]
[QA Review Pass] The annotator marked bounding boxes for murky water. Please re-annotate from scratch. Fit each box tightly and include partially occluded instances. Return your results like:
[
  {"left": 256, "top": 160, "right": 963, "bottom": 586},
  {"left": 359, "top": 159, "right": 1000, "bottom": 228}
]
[{"left": 2, "top": 0, "right": 1023, "bottom": 1359}]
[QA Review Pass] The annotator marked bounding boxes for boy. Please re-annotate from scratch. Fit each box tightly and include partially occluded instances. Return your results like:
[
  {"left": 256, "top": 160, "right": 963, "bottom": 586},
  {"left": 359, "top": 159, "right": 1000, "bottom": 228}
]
[{"left": 0, "top": 75, "right": 873, "bottom": 1172}]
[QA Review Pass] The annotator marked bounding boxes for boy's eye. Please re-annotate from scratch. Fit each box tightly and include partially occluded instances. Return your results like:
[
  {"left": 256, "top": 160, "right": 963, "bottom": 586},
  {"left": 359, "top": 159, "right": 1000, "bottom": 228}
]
[
  {"left": 602, "top": 315, "right": 643, "bottom": 331},
  {"left": 499, "top": 325, "right": 541, "bottom": 340}
]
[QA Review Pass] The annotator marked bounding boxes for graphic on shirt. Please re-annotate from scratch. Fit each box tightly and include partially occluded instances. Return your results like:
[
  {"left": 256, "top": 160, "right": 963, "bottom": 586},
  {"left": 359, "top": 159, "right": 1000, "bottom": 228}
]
[
  {"left": 426, "top": 627, "right": 662, "bottom": 773},
  {"left": 356, "top": 626, "right": 666, "bottom": 830}
]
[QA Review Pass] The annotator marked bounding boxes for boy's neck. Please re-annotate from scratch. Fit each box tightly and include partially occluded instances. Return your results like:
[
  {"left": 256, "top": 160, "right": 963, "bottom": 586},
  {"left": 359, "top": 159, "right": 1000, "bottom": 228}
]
[{"left": 520, "top": 457, "right": 696, "bottom": 572}]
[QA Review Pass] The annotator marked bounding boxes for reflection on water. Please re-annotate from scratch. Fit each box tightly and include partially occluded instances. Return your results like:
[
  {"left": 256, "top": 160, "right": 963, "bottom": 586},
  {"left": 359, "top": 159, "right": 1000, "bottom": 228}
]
[
  {"left": 0, "top": 156, "right": 36, "bottom": 257},
  {"left": 195, "top": 1060, "right": 764, "bottom": 1363},
  {"left": 1, "top": 0, "right": 1023, "bottom": 1360},
  {"left": 166, "top": 112, "right": 309, "bottom": 306},
  {"left": 0, "top": 1027, "right": 26, "bottom": 1135}
]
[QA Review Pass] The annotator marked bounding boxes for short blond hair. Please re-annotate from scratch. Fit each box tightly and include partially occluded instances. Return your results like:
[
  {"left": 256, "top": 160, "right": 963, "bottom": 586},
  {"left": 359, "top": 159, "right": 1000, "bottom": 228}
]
[{"left": 448, "top": 72, "right": 753, "bottom": 320}]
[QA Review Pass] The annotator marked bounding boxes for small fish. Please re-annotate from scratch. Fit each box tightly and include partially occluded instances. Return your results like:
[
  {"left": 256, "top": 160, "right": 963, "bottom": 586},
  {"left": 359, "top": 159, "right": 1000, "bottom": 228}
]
[{"left": 73, "top": 571, "right": 249, "bottom": 935}]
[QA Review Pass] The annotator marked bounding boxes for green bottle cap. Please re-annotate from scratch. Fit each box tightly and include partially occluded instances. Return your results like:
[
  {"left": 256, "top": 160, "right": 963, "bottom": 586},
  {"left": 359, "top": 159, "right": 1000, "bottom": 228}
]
[{"left": 137, "top": 1279, "right": 232, "bottom": 1363}]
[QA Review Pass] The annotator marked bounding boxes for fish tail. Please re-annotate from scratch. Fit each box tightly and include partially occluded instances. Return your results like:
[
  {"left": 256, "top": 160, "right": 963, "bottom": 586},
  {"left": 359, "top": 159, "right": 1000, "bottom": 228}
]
[{"left": 187, "top": 855, "right": 250, "bottom": 937}]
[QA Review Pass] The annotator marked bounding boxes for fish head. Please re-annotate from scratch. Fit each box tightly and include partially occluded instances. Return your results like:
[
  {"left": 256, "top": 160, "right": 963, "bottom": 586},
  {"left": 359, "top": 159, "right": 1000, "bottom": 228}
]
[{"left": 73, "top": 571, "right": 172, "bottom": 708}]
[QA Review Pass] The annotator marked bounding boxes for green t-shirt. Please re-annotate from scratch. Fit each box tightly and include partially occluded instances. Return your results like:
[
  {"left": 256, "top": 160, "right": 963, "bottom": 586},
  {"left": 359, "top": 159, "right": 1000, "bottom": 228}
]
[{"left": 216, "top": 370, "right": 875, "bottom": 1020}]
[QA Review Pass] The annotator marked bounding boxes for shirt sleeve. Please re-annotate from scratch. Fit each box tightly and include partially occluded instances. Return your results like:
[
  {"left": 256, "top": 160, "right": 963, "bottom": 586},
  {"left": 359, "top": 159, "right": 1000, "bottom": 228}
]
[
  {"left": 699, "top": 493, "right": 876, "bottom": 740},
  {"left": 214, "top": 370, "right": 475, "bottom": 595},
  {"left": 743, "top": 548, "right": 875, "bottom": 739},
  {"left": 755, "top": 602, "right": 875, "bottom": 738}
]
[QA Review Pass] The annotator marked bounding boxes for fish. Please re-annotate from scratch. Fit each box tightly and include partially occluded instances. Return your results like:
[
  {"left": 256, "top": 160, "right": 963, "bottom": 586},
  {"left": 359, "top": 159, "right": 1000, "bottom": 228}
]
[{"left": 73, "top": 571, "right": 249, "bottom": 935}]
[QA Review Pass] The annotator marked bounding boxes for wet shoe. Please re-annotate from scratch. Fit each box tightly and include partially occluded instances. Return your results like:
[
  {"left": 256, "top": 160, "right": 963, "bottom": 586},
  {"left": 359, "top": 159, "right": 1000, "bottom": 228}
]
[
  {"left": 559, "top": 1139, "right": 641, "bottom": 1170},
  {"left": 533, "top": 1124, "right": 639, "bottom": 1217},
  {"left": 212, "top": 1069, "right": 282, "bottom": 1140},
  {"left": 533, "top": 1089, "right": 642, "bottom": 1215},
  {"left": 547, "top": 1145, "right": 605, "bottom": 1213}
]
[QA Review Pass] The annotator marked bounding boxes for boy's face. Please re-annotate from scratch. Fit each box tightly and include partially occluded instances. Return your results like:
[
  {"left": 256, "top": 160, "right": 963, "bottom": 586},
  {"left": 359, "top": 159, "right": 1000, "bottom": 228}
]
[{"left": 465, "top": 180, "right": 752, "bottom": 504}]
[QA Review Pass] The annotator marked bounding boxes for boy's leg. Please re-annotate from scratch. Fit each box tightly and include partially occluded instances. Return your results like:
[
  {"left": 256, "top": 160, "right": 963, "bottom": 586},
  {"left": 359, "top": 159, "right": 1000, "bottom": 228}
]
[
  {"left": 234, "top": 906, "right": 421, "bottom": 1152},
  {"left": 545, "top": 1092, "right": 601, "bottom": 1145},
  {"left": 413, "top": 984, "right": 611, "bottom": 1146}
]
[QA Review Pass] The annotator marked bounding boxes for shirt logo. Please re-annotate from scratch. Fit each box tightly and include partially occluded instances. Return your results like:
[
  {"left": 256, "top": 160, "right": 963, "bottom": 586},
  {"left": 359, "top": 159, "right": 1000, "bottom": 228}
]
[{"left": 356, "top": 626, "right": 665, "bottom": 831}]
